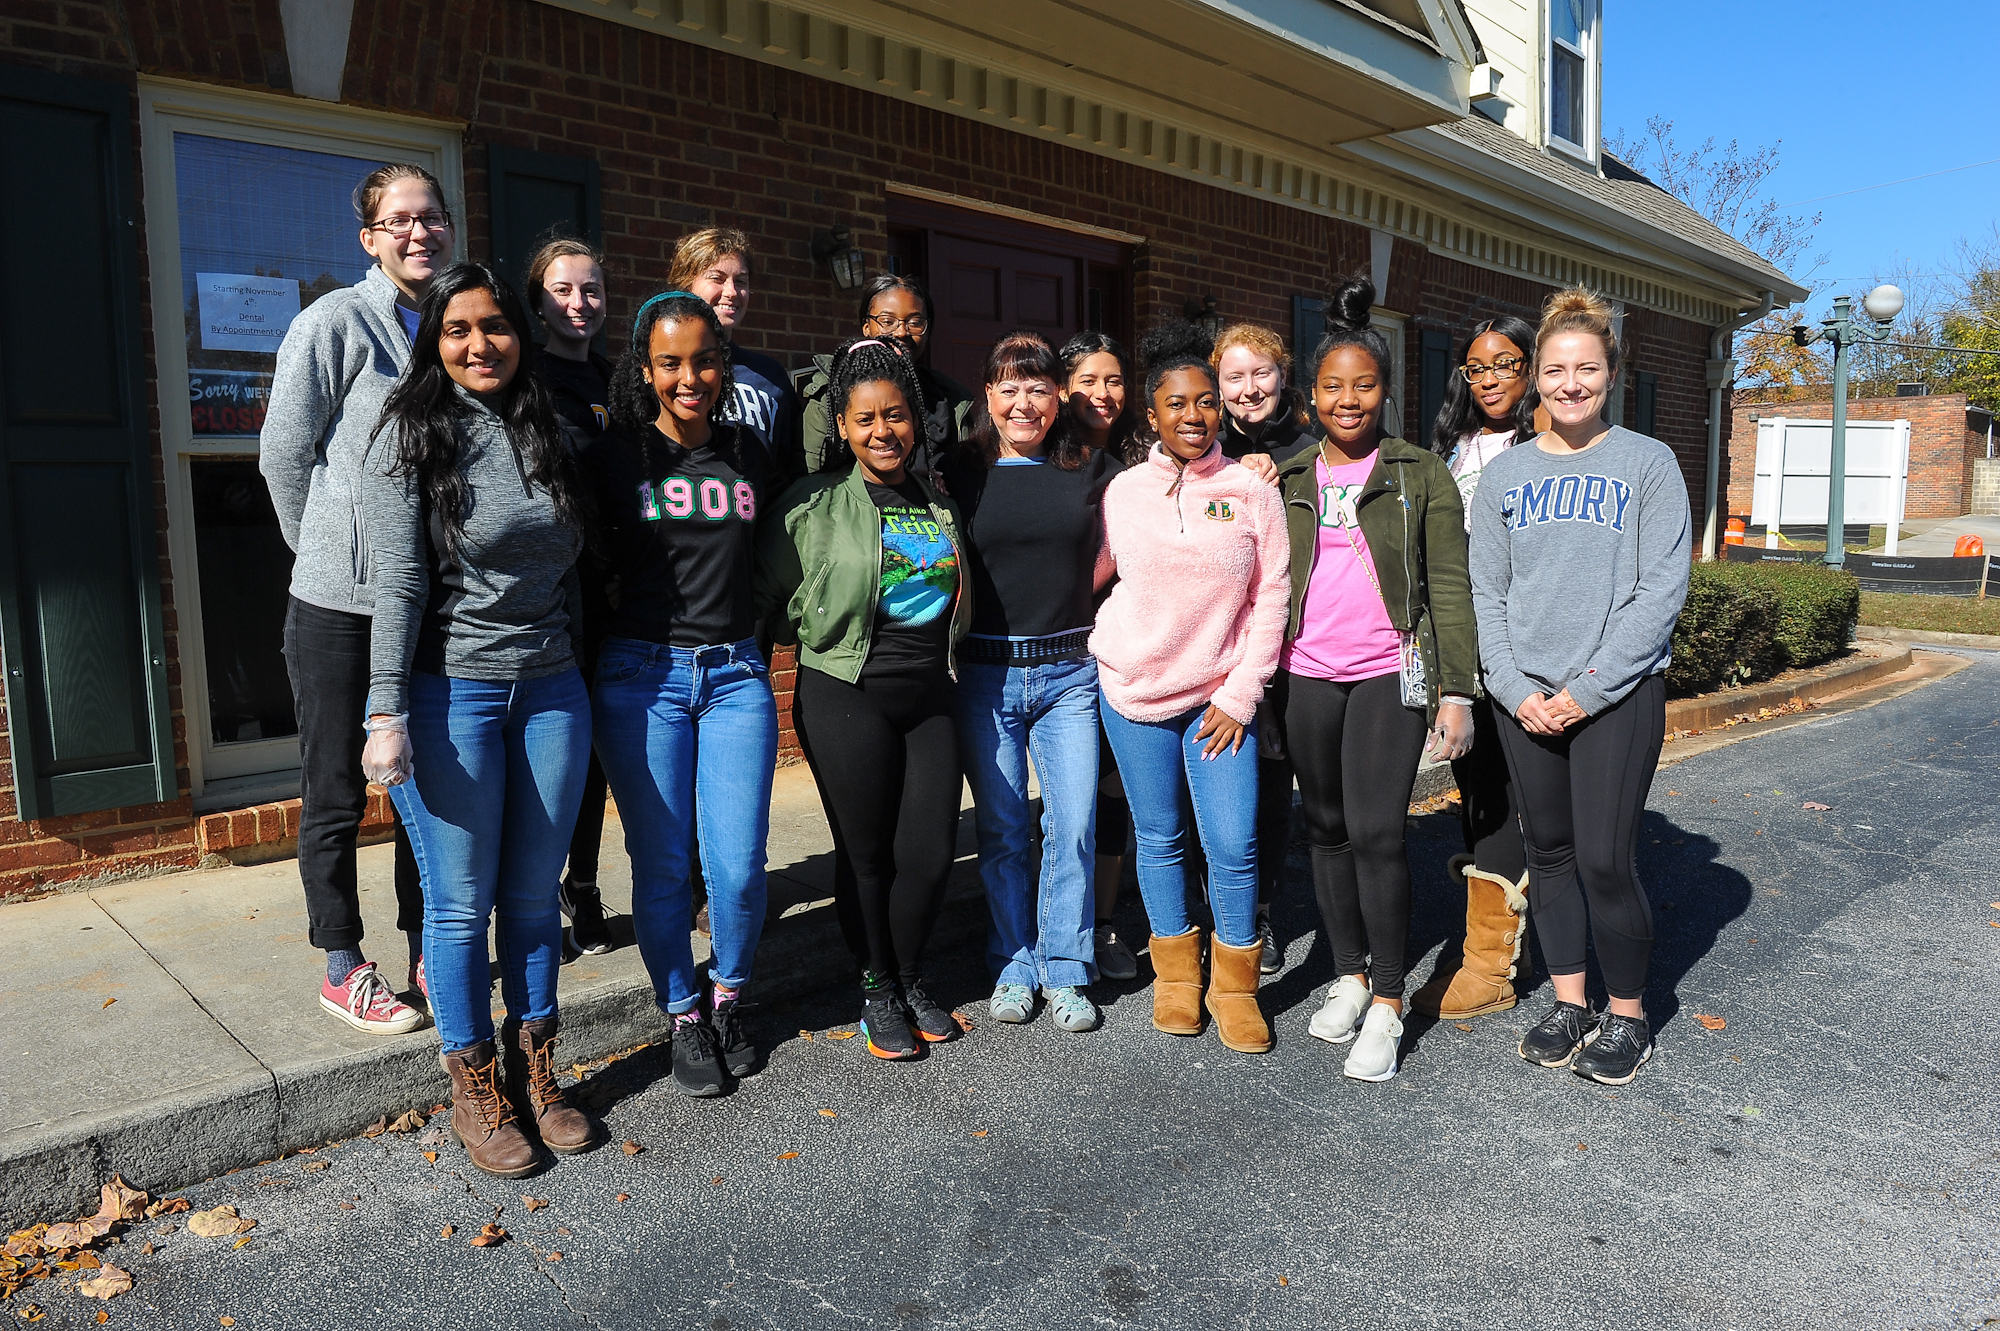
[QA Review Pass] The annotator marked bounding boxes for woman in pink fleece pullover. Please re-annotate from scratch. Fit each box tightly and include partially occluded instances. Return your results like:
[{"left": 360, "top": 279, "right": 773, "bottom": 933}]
[{"left": 1090, "top": 330, "right": 1290, "bottom": 1054}]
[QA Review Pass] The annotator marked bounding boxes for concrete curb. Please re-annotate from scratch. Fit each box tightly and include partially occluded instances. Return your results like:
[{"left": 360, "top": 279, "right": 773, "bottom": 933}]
[
  {"left": 1665, "top": 646, "right": 1914, "bottom": 734},
  {"left": 1856, "top": 624, "right": 2000, "bottom": 651}
]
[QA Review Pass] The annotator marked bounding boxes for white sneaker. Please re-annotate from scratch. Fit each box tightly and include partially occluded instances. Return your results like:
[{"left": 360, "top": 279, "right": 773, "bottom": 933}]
[
  {"left": 1343, "top": 1003, "right": 1403, "bottom": 1082},
  {"left": 1308, "top": 975, "right": 1371, "bottom": 1044}
]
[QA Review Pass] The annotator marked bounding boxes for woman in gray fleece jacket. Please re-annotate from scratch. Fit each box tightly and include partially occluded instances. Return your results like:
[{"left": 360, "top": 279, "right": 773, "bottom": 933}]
[
  {"left": 362, "top": 263, "right": 597, "bottom": 1177},
  {"left": 1469, "top": 288, "right": 1690, "bottom": 1089}
]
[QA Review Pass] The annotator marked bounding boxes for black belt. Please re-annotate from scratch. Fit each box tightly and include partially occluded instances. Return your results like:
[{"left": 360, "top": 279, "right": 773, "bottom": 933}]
[{"left": 960, "top": 629, "right": 1093, "bottom": 665}]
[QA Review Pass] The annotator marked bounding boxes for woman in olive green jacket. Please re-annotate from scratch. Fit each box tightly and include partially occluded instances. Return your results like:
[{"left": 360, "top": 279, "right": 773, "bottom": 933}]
[
  {"left": 1273, "top": 276, "right": 1478, "bottom": 1084},
  {"left": 754, "top": 337, "right": 971, "bottom": 1062}
]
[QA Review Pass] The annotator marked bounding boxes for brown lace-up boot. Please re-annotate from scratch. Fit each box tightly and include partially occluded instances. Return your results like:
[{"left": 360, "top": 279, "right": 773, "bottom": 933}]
[
  {"left": 1410, "top": 857, "right": 1529, "bottom": 1019},
  {"left": 1147, "top": 928, "right": 1206, "bottom": 1035},
  {"left": 503, "top": 1017, "right": 597, "bottom": 1155},
  {"left": 441, "top": 1041, "right": 538, "bottom": 1178}
]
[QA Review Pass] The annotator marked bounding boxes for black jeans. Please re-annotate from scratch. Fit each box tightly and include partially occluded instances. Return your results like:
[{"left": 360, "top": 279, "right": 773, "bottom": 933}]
[
  {"left": 1280, "top": 670, "right": 1428, "bottom": 1000},
  {"left": 1450, "top": 695, "right": 1527, "bottom": 882},
  {"left": 283, "top": 596, "right": 424, "bottom": 951},
  {"left": 794, "top": 664, "right": 960, "bottom": 983},
  {"left": 1496, "top": 673, "right": 1665, "bottom": 1002}
]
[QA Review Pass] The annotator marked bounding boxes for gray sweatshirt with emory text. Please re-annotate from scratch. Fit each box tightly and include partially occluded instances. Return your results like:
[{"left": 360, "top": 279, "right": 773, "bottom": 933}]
[
  {"left": 1468, "top": 425, "right": 1690, "bottom": 718},
  {"left": 363, "top": 388, "right": 583, "bottom": 716},
  {"left": 259, "top": 265, "right": 413, "bottom": 615}
]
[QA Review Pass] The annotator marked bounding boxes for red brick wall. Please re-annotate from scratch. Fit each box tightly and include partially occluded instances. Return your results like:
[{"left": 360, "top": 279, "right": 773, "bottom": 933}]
[
  {"left": 1726, "top": 393, "right": 1980, "bottom": 522},
  {"left": 0, "top": 0, "right": 1726, "bottom": 895}
]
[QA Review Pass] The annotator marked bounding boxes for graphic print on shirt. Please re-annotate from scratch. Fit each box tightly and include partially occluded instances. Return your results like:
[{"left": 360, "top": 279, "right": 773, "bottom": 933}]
[
  {"left": 1204, "top": 498, "right": 1235, "bottom": 522},
  {"left": 878, "top": 503, "right": 957, "bottom": 626},
  {"left": 636, "top": 476, "right": 758, "bottom": 523},
  {"left": 1318, "top": 481, "right": 1364, "bottom": 530},
  {"left": 1502, "top": 473, "right": 1632, "bottom": 532},
  {"left": 724, "top": 381, "right": 778, "bottom": 447}
]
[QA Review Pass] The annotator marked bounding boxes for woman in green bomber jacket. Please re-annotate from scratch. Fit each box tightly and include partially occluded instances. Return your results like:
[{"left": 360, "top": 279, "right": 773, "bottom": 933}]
[
  {"left": 755, "top": 337, "right": 973, "bottom": 1061},
  {"left": 1272, "top": 275, "right": 1480, "bottom": 1084}
]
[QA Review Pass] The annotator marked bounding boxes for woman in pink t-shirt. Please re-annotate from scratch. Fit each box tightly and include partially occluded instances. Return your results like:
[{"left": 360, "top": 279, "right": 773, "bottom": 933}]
[{"left": 1270, "top": 276, "right": 1479, "bottom": 1083}]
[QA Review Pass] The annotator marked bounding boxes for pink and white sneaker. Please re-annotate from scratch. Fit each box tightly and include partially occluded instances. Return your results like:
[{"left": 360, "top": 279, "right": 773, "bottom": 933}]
[
  {"left": 320, "top": 961, "right": 427, "bottom": 1035},
  {"left": 410, "top": 954, "right": 428, "bottom": 1007}
]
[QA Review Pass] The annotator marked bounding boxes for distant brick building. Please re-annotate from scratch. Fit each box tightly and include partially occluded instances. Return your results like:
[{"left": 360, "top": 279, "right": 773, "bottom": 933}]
[{"left": 1729, "top": 392, "right": 1995, "bottom": 522}]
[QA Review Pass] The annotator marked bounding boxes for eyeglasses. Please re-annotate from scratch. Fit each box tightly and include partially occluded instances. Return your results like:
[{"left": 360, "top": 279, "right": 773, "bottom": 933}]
[
  {"left": 866, "top": 312, "right": 930, "bottom": 334},
  {"left": 367, "top": 210, "right": 454, "bottom": 238},
  {"left": 1460, "top": 357, "right": 1525, "bottom": 382}
]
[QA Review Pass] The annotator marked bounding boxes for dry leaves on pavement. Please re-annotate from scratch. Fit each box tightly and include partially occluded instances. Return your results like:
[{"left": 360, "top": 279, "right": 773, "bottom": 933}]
[
  {"left": 388, "top": 1109, "right": 427, "bottom": 1133},
  {"left": 825, "top": 1031, "right": 855, "bottom": 1041},
  {"left": 951, "top": 1010, "right": 977, "bottom": 1033},
  {"left": 145, "top": 1198, "right": 190, "bottom": 1219},
  {"left": 186, "top": 1206, "right": 255, "bottom": 1238},
  {"left": 776, "top": 1152, "right": 800, "bottom": 1160},
  {"left": 522, "top": 1197, "right": 549, "bottom": 1212},
  {"left": 1802, "top": 801, "right": 1831, "bottom": 811},
  {"left": 78, "top": 1264, "right": 133, "bottom": 1300},
  {"left": 439, "top": 1225, "right": 455, "bottom": 1238},
  {"left": 96, "top": 1178, "right": 147, "bottom": 1223},
  {"left": 469, "top": 1224, "right": 508, "bottom": 1248},
  {"left": 817, "top": 1109, "right": 837, "bottom": 1118},
  {"left": 1693, "top": 1013, "right": 1727, "bottom": 1030},
  {"left": 621, "top": 1141, "right": 644, "bottom": 1156}
]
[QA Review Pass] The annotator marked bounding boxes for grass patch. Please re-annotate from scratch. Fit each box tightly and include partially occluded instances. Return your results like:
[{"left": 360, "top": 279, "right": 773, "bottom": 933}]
[{"left": 1859, "top": 591, "right": 2000, "bottom": 636}]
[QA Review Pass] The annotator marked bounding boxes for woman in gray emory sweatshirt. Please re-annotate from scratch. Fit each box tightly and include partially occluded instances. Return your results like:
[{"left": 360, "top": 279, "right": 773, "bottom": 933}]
[
  {"left": 361, "top": 262, "right": 598, "bottom": 1178},
  {"left": 257, "top": 163, "right": 454, "bottom": 1034},
  {"left": 1468, "top": 287, "right": 1690, "bottom": 1089}
]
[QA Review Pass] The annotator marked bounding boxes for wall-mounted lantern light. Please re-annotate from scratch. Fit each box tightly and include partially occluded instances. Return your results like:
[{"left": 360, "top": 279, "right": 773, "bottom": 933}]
[
  {"left": 1184, "top": 293, "right": 1224, "bottom": 341},
  {"left": 812, "top": 225, "right": 867, "bottom": 291}
]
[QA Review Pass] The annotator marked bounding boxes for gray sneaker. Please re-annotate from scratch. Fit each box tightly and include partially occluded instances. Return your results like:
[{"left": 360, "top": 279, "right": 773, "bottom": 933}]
[
  {"left": 1093, "top": 924, "right": 1139, "bottom": 981},
  {"left": 1045, "top": 985, "right": 1100, "bottom": 1032},
  {"left": 989, "top": 982, "right": 1036, "bottom": 1023}
]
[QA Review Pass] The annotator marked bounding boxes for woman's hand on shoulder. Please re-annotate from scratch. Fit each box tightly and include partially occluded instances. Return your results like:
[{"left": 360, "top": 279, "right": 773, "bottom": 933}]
[{"left": 1238, "top": 452, "right": 1281, "bottom": 487}]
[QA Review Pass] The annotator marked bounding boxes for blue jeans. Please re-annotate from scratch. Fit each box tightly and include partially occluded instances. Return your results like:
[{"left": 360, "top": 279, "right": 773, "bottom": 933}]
[
  {"left": 591, "top": 637, "right": 777, "bottom": 1014},
  {"left": 390, "top": 669, "right": 592, "bottom": 1053},
  {"left": 1099, "top": 703, "right": 1261, "bottom": 948},
  {"left": 954, "top": 657, "right": 1100, "bottom": 989}
]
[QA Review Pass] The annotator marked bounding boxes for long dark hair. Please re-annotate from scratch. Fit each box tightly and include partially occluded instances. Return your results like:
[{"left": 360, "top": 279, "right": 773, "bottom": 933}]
[
  {"left": 608, "top": 291, "right": 735, "bottom": 434},
  {"left": 1429, "top": 314, "right": 1539, "bottom": 456},
  {"left": 966, "top": 331, "right": 1085, "bottom": 470},
  {"left": 374, "top": 262, "right": 582, "bottom": 559},
  {"left": 825, "top": 335, "right": 931, "bottom": 472},
  {"left": 1060, "top": 330, "right": 1143, "bottom": 465}
]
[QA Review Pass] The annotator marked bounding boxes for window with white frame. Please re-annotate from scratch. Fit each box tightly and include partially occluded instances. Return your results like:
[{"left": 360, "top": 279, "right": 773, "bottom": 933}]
[{"left": 1547, "top": 0, "right": 1598, "bottom": 159}]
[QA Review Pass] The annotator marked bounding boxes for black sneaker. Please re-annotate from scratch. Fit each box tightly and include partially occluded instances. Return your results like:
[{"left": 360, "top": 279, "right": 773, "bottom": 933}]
[
  {"left": 900, "top": 979, "right": 958, "bottom": 1043},
  {"left": 712, "top": 996, "right": 758, "bottom": 1078},
  {"left": 859, "top": 972, "right": 919, "bottom": 1060},
  {"left": 560, "top": 875, "right": 610, "bottom": 956},
  {"left": 1256, "top": 912, "right": 1281, "bottom": 976},
  {"left": 1572, "top": 1012, "right": 1653, "bottom": 1085},
  {"left": 1518, "top": 1000, "right": 1599, "bottom": 1068},
  {"left": 670, "top": 1014, "right": 727, "bottom": 1096}
]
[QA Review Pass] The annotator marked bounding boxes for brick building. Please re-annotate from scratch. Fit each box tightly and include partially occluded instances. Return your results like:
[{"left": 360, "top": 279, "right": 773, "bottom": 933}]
[
  {"left": 0, "top": 0, "right": 1803, "bottom": 896},
  {"left": 1729, "top": 392, "right": 1995, "bottom": 523}
]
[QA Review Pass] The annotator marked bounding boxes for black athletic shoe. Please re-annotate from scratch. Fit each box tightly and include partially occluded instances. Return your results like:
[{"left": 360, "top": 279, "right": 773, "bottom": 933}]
[
  {"left": 859, "top": 972, "right": 920, "bottom": 1060},
  {"left": 1572, "top": 1012, "right": 1653, "bottom": 1085},
  {"left": 560, "top": 875, "right": 610, "bottom": 956},
  {"left": 1518, "top": 1000, "right": 1599, "bottom": 1068},
  {"left": 670, "top": 1014, "right": 727, "bottom": 1096},
  {"left": 1256, "top": 913, "right": 1282, "bottom": 976},
  {"left": 900, "top": 979, "right": 958, "bottom": 1043},
  {"left": 712, "top": 996, "right": 758, "bottom": 1078}
]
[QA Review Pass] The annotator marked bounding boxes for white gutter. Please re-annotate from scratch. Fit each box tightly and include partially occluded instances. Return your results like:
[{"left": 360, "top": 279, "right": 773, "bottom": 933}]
[{"left": 1701, "top": 291, "right": 1777, "bottom": 560}]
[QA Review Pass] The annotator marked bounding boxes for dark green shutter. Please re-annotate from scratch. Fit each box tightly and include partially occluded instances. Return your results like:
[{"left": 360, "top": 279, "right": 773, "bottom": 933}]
[
  {"left": 0, "top": 68, "right": 174, "bottom": 820},
  {"left": 1419, "top": 328, "right": 1454, "bottom": 444},
  {"left": 1636, "top": 370, "right": 1659, "bottom": 437},
  {"left": 1291, "top": 295, "right": 1325, "bottom": 367},
  {"left": 486, "top": 144, "right": 602, "bottom": 303}
]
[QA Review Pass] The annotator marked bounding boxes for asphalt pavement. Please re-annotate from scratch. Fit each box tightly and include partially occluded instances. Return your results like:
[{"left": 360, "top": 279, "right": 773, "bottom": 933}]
[{"left": 17, "top": 653, "right": 2000, "bottom": 1330}]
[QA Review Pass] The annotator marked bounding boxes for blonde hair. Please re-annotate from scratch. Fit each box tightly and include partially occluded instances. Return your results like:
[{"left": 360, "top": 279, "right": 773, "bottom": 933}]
[
  {"left": 351, "top": 163, "right": 446, "bottom": 225},
  {"left": 1210, "top": 321, "right": 1311, "bottom": 429},
  {"left": 526, "top": 236, "right": 603, "bottom": 294},
  {"left": 1536, "top": 286, "right": 1620, "bottom": 372},
  {"left": 668, "top": 227, "right": 753, "bottom": 291}
]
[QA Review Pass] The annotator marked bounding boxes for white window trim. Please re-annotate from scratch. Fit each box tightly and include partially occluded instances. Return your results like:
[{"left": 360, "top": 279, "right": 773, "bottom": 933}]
[
  {"left": 137, "top": 77, "right": 464, "bottom": 798},
  {"left": 1543, "top": 0, "right": 1601, "bottom": 166},
  {"left": 1371, "top": 310, "right": 1410, "bottom": 440}
]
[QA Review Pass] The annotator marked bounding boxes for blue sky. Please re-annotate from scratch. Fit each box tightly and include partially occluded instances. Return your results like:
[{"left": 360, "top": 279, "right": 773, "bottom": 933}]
[{"left": 1602, "top": 0, "right": 1999, "bottom": 318}]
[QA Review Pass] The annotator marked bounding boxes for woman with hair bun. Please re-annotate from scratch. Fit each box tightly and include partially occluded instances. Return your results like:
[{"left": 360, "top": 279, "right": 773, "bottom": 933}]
[
  {"left": 1470, "top": 287, "right": 1689, "bottom": 1087},
  {"left": 1273, "top": 275, "right": 1478, "bottom": 1084},
  {"left": 1091, "top": 321, "right": 1290, "bottom": 1055},
  {"left": 1408, "top": 314, "right": 1540, "bottom": 1021},
  {"left": 757, "top": 337, "right": 970, "bottom": 1062}
]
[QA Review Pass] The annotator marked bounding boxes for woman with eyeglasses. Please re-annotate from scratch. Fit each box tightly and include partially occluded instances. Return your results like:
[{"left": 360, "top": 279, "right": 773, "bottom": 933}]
[
  {"left": 1408, "top": 315, "right": 1542, "bottom": 1023},
  {"left": 795, "top": 275, "right": 975, "bottom": 483},
  {"left": 261, "top": 162, "right": 456, "bottom": 1036}
]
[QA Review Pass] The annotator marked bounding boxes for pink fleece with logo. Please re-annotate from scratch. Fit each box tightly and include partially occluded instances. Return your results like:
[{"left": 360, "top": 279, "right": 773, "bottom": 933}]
[{"left": 1089, "top": 442, "right": 1291, "bottom": 726}]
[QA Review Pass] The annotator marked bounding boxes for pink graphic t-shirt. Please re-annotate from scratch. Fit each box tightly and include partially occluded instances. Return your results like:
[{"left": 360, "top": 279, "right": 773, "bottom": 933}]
[{"left": 1281, "top": 450, "right": 1402, "bottom": 682}]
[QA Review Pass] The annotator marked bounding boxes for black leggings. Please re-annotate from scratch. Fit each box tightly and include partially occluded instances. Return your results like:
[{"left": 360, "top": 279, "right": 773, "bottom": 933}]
[
  {"left": 1450, "top": 695, "right": 1526, "bottom": 882},
  {"left": 794, "top": 665, "right": 960, "bottom": 983},
  {"left": 1496, "top": 673, "right": 1665, "bottom": 1001},
  {"left": 1281, "top": 670, "right": 1428, "bottom": 1000}
]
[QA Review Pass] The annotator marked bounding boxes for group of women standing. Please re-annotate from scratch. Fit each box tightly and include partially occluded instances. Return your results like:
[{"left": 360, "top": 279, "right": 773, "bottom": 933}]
[{"left": 263, "top": 160, "right": 1689, "bottom": 1181}]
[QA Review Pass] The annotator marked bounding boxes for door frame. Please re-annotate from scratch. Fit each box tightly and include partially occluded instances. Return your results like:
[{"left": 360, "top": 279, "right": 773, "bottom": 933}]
[{"left": 137, "top": 78, "right": 463, "bottom": 799}]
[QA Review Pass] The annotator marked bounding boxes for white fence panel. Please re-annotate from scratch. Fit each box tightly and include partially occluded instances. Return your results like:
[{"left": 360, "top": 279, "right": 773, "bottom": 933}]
[{"left": 1750, "top": 416, "right": 1911, "bottom": 553}]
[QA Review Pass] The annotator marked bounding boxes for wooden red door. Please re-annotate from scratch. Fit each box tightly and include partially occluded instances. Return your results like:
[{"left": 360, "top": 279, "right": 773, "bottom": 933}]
[{"left": 930, "top": 234, "right": 1081, "bottom": 388}]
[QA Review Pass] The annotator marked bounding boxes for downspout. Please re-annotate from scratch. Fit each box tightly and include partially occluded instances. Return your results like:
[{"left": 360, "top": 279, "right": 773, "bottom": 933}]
[{"left": 1702, "top": 290, "right": 1777, "bottom": 561}]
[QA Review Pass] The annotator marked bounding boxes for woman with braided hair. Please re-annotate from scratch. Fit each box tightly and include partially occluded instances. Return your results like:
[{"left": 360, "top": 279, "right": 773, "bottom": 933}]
[
  {"left": 580, "top": 291, "right": 780, "bottom": 1099},
  {"left": 757, "top": 337, "right": 971, "bottom": 1061}
]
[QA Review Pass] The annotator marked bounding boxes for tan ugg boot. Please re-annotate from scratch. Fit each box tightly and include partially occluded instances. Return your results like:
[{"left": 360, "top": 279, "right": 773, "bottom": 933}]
[
  {"left": 1410, "top": 860, "right": 1529, "bottom": 1019},
  {"left": 441, "top": 1041, "right": 538, "bottom": 1178},
  {"left": 1148, "top": 929, "right": 1206, "bottom": 1035},
  {"left": 1203, "top": 934, "right": 1273, "bottom": 1054},
  {"left": 503, "top": 1017, "right": 598, "bottom": 1155}
]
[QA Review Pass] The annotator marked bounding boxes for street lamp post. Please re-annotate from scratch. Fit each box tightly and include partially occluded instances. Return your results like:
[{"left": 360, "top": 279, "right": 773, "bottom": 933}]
[{"left": 1791, "top": 284, "right": 1904, "bottom": 569}]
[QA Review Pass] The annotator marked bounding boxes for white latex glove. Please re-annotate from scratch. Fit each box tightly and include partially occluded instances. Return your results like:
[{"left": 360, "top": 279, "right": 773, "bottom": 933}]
[{"left": 362, "top": 713, "right": 414, "bottom": 787}]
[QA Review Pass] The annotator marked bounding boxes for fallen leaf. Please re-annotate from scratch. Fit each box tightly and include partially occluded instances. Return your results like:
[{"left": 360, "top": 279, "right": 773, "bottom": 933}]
[
  {"left": 1802, "top": 801, "right": 1831, "bottom": 811},
  {"left": 73, "top": 1251, "right": 101, "bottom": 1270},
  {"left": 817, "top": 1109, "right": 837, "bottom": 1118},
  {"left": 971, "top": 1130, "right": 988, "bottom": 1138},
  {"left": 145, "top": 1198, "right": 189, "bottom": 1219},
  {"left": 95, "top": 1177, "right": 148, "bottom": 1223},
  {"left": 614, "top": 1194, "right": 630, "bottom": 1203},
  {"left": 776, "top": 1152, "right": 800, "bottom": 1161},
  {"left": 1666, "top": 790, "right": 1680, "bottom": 797},
  {"left": 101, "top": 998, "right": 116, "bottom": 1009},
  {"left": 187, "top": 1206, "right": 254, "bottom": 1239},
  {"left": 522, "top": 1197, "right": 548, "bottom": 1212},
  {"left": 439, "top": 1225, "right": 455, "bottom": 1238},
  {"left": 42, "top": 1222, "right": 97, "bottom": 1251},
  {"left": 1454, "top": 1021, "right": 1474, "bottom": 1033},
  {"left": 556, "top": 1227, "right": 571, "bottom": 1235},
  {"left": 1576, "top": 1143, "right": 1588, "bottom": 1151},
  {"left": 1278, "top": 1275, "right": 1289, "bottom": 1287},
  {"left": 621, "top": 1141, "right": 644, "bottom": 1156},
  {"left": 77, "top": 1265, "right": 131, "bottom": 1299},
  {"left": 1694, "top": 1014, "right": 1727, "bottom": 1030},
  {"left": 469, "top": 1223, "right": 507, "bottom": 1248},
  {"left": 547, "top": 1250, "right": 564, "bottom": 1262},
  {"left": 96, "top": 1312, "right": 109, "bottom": 1325},
  {"left": 422, "top": 1152, "right": 438, "bottom": 1164},
  {"left": 361, "top": 1116, "right": 388, "bottom": 1138},
  {"left": 4, "top": 1230, "right": 44, "bottom": 1259},
  {"left": 338, "top": 1203, "right": 354, "bottom": 1211},
  {"left": 709, "top": 1177, "right": 724, "bottom": 1186},
  {"left": 19, "top": 1305, "right": 43, "bottom": 1322},
  {"left": 798, "top": 1029, "right": 814, "bottom": 1042},
  {"left": 303, "top": 1161, "right": 329, "bottom": 1173},
  {"left": 825, "top": 1030, "right": 855, "bottom": 1041},
  {"left": 951, "top": 1009, "right": 976, "bottom": 1033},
  {"left": 389, "top": 1109, "right": 427, "bottom": 1133},
  {"left": 232, "top": 1235, "right": 253, "bottom": 1249},
  {"left": 139, "top": 1242, "right": 155, "bottom": 1256},
  {"left": 221, "top": 1318, "right": 235, "bottom": 1326}
]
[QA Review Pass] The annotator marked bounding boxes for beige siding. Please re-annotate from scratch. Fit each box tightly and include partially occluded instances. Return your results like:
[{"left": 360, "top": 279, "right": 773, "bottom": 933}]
[{"left": 1462, "top": 0, "right": 1539, "bottom": 142}]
